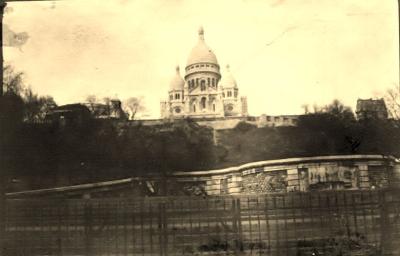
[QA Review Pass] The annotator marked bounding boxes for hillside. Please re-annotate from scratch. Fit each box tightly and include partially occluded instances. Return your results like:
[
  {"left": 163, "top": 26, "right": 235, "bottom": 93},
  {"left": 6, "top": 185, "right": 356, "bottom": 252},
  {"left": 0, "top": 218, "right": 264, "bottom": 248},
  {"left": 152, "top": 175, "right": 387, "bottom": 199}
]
[{"left": 3, "top": 112, "right": 400, "bottom": 192}]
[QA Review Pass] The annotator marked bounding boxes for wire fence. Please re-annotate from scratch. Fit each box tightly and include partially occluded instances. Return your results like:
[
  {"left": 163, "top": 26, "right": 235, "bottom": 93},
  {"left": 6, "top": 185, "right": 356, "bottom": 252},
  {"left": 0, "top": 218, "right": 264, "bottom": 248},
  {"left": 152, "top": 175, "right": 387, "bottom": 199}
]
[{"left": 4, "top": 189, "right": 400, "bottom": 255}]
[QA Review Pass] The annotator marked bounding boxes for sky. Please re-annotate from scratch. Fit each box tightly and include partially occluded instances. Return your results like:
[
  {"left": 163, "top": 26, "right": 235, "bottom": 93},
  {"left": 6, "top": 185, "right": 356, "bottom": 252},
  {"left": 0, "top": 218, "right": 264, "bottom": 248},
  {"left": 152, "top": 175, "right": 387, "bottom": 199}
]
[{"left": 3, "top": 0, "right": 399, "bottom": 118}]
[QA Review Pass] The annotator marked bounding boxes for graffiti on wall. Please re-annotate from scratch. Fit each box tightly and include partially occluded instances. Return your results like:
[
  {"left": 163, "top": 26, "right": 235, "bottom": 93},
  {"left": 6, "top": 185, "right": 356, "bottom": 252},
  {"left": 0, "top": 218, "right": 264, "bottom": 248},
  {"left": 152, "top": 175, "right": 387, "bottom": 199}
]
[
  {"left": 242, "top": 170, "right": 287, "bottom": 193},
  {"left": 368, "top": 166, "right": 389, "bottom": 189},
  {"left": 306, "top": 165, "right": 359, "bottom": 190},
  {"left": 168, "top": 181, "right": 207, "bottom": 196}
]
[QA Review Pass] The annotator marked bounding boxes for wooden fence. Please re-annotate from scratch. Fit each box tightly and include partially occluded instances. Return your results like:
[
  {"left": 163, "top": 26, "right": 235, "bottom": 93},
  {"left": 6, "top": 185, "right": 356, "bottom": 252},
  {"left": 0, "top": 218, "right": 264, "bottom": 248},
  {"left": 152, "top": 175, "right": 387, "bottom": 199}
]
[{"left": 4, "top": 189, "right": 400, "bottom": 255}]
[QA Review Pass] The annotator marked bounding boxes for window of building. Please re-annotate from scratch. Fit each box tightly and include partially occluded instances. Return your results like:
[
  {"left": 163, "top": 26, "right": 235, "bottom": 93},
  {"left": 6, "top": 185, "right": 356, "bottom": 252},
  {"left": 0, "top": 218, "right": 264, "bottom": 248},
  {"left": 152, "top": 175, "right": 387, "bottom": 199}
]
[
  {"left": 222, "top": 92, "right": 225, "bottom": 98},
  {"left": 206, "top": 64, "right": 209, "bottom": 67},
  {"left": 175, "top": 93, "right": 180, "bottom": 100},
  {"left": 227, "top": 91, "right": 232, "bottom": 97},
  {"left": 207, "top": 77, "right": 210, "bottom": 86},
  {"left": 196, "top": 78, "right": 199, "bottom": 86},
  {"left": 200, "top": 64, "right": 204, "bottom": 67},
  {"left": 195, "top": 65, "right": 199, "bottom": 68},
  {"left": 192, "top": 104, "right": 196, "bottom": 113},
  {"left": 170, "top": 94, "right": 173, "bottom": 101},
  {"left": 201, "top": 97, "right": 206, "bottom": 109},
  {"left": 213, "top": 103, "right": 216, "bottom": 112},
  {"left": 201, "top": 80, "right": 206, "bottom": 91},
  {"left": 234, "top": 91, "right": 238, "bottom": 97},
  {"left": 212, "top": 78, "right": 215, "bottom": 86}
]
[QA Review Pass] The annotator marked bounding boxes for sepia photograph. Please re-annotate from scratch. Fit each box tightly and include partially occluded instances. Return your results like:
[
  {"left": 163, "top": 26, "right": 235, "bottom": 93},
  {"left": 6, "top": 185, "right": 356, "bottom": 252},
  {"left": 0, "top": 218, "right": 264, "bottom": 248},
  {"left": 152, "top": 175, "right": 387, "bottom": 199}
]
[{"left": 0, "top": 0, "right": 399, "bottom": 255}]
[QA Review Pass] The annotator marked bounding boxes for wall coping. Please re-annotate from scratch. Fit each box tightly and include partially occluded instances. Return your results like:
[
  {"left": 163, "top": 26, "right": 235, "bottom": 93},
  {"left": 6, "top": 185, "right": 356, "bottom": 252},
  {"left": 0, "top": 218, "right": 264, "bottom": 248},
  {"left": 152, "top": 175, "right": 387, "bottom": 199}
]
[
  {"left": 7, "top": 154, "right": 397, "bottom": 198},
  {"left": 173, "top": 155, "right": 396, "bottom": 177}
]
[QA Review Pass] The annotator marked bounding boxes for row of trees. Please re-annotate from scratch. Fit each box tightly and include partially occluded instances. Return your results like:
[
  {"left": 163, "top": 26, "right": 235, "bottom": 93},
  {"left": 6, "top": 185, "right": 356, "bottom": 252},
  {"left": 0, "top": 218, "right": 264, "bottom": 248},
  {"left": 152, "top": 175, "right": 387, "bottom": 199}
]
[
  {"left": 2, "top": 65, "right": 57, "bottom": 123},
  {"left": 217, "top": 99, "right": 400, "bottom": 168},
  {"left": 4, "top": 97, "right": 400, "bottom": 191},
  {"left": 85, "top": 94, "right": 146, "bottom": 120},
  {"left": 1, "top": 118, "right": 222, "bottom": 190},
  {"left": 2, "top": 65, "right": 400, "bottom": 191}
]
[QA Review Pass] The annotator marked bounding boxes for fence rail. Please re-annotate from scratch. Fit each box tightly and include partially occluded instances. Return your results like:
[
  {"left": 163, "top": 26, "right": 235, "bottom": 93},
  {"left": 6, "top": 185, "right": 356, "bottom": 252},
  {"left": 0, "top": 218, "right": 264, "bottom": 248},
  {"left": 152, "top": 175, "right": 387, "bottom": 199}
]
[{"left": 4, "top": 189, "right": 400, "bottom": 255}]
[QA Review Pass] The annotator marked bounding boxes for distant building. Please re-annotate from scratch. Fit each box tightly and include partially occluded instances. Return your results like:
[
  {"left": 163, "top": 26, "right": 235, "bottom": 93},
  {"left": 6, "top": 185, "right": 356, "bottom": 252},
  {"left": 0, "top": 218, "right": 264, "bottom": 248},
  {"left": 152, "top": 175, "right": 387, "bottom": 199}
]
[
  {"left": 356, "top": 98, "right": 388, "bottom": 120},
  {"left": 160, "top": 27, "right": 248, "bottom": 119},
  {"left": 84, "top": 99, "right": 127, "bottom": 121},
  {"left": 46, "top": 103, "right": 92, "bottom": 126}
]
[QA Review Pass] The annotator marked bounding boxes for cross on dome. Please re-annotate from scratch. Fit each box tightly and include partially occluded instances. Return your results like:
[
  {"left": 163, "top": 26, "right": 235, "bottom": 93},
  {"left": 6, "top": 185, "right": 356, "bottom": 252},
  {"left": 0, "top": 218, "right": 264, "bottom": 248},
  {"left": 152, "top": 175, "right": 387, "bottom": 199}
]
[{"left": 198, "top": 26, "right": 204, "bottom": 40}]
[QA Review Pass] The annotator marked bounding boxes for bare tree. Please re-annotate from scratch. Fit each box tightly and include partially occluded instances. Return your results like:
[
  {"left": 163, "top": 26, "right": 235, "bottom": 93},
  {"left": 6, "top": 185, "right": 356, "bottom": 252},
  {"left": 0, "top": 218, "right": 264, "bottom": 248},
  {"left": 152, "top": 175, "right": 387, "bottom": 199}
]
[
  {"left": 123, "top": 97, "right": 146, "bottom": 120},
  {"left": 326, "top": 99, "right": 352, "bottom": 117},
  {"left": 85, "top": 94, "right": 98, "bottom": 112},
  {"left": 301, "top": 104, "right": 309, "bottom": 114},
  {"left": 3, "top": 65, "right": 57, "bottom": 122},
  {"left": 23, "top": 87, "right": 56, "bottom": 122},
  {"left": 3, "top": 64, "right": 24, "bottom": 95},
  {"left": 385, "top": 83, "right": 400, "bottom": 119}
]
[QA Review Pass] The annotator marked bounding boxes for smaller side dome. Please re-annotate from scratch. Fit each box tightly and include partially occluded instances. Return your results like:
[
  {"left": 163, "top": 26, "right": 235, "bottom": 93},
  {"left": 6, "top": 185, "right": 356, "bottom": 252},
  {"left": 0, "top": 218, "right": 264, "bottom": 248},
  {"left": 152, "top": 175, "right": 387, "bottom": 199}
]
[
  {"left": 219, "top": 65, "right": 237, "bottom": 88},
  {"left": 169, "top": 66, "right": 185, "bottom": 91}
]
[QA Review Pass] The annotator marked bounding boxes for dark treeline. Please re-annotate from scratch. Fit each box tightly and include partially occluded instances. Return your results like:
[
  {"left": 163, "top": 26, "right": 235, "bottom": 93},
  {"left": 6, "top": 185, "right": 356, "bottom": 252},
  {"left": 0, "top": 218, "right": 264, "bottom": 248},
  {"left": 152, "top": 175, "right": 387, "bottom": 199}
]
[
  {"left": 1, "top": 112, "right": 222, "bottom": 190},
  {"left": 2, "top": 82, "right": 400, "bottom": 191},
  {"left": 218, "top": 112, "right": 400, "bottom": 168}
]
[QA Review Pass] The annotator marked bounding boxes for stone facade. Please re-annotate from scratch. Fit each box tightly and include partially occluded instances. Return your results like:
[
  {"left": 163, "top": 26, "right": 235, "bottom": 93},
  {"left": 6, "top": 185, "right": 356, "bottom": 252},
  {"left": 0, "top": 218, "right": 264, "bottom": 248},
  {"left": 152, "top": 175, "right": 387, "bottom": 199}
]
[
  {"left": 128, "top": 114, "right": 299, "bottom": 131},
  {"left": 8, "top": 155, "right": 397, "bottom": 198},
  {"left": 356, "top": 98, "right": 388, "bottom": 120},
  {"left": 173, "top": 155, "right": 397, "bottom": 195},
  {"left": 160, "top": 27, "right": 248, "bottom": 119}
]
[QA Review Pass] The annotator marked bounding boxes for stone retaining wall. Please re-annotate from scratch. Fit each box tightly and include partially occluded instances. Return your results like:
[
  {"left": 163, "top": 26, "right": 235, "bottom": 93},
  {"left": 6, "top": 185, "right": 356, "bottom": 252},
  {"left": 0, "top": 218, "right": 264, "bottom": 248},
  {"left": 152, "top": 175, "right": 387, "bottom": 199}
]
[{"left": 174, "top": 155, "right": 397, "bottom": 195}]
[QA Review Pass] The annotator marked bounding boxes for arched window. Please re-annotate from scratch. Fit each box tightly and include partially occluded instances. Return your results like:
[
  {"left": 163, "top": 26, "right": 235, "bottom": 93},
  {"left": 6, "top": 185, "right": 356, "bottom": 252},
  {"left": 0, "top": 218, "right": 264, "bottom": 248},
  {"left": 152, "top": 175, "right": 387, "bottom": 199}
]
[
  {"left": 207, "top": 77, "right": 210, "bottom": 86},
  {"left": 213, "top": 103, "right": 216, "bottom": 112},
  {"left": 212, "top": 78, "right": 215, "bottom": 86},
  {"left": 201, "top": 80, "right": 206, "bottom": 91},
  {"left": 192, "top": 104, "right": 196, "bottom": 112},
  {"left": 228, "top": 91, "right": 232, "bottom": 97},
  {"left": 201, "top": 97, "right": 207, "bottom": 109},
  {"left": 196, "top": 78, "right": 199, "bottom": 86}
]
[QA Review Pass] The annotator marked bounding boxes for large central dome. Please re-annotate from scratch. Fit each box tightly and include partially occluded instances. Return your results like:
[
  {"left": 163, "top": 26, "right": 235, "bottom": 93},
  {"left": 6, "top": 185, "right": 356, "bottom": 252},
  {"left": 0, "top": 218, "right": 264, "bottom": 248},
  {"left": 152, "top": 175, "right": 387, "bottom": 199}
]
[{"left": 186, "top": 27, "right": 219, "bottom": 67}]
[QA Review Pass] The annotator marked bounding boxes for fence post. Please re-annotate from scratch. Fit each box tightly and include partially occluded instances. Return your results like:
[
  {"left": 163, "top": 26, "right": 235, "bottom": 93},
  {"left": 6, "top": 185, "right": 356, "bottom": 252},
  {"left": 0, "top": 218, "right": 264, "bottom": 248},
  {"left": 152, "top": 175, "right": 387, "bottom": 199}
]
[
  {"left": 232, "top": 198, "right": 243, "bottom": 255},
  {"left": 379, "top": 190, "right": 391, "bottom": 255},
  {"left": 158, "top": 201, "right": 168, "bottom": 256},
  {"left": 0, "top": 185, "right": 5, "bottom": 256},
  {"left": 84, "top": 200, "right": 93, "bottom": 256}
]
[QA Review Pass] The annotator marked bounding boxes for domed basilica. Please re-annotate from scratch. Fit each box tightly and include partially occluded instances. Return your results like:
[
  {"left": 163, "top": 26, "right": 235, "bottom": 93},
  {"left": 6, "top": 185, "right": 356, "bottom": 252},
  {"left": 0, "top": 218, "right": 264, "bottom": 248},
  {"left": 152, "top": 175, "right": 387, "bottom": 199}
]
[{"left": 160, "top": 27, "right": 248, "bottom": 119}]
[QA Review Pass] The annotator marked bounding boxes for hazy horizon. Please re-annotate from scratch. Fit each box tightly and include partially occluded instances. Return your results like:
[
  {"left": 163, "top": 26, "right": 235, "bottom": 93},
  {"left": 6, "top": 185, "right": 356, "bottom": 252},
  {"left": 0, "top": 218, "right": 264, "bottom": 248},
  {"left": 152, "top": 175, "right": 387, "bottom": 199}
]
[{"left": 4, "top": 0, "right": 399, "bottom": 118}]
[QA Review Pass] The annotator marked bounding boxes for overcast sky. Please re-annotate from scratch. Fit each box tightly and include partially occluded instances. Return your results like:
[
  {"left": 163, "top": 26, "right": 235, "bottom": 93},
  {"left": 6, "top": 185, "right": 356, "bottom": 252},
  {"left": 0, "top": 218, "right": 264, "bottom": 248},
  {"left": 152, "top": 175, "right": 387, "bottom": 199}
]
[{"left": 4, "top": 0, "right": 399, "bottom": 118}]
